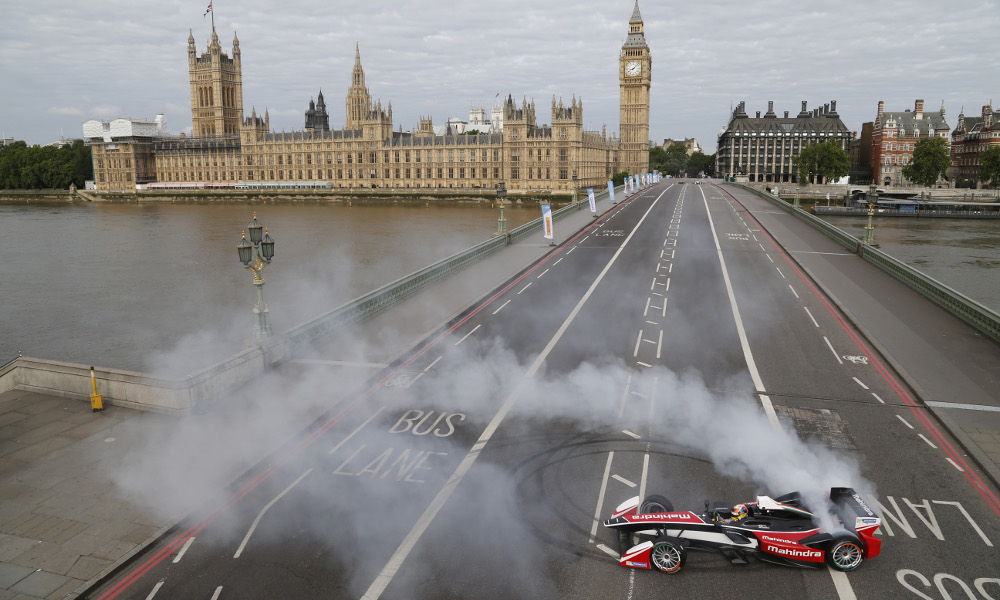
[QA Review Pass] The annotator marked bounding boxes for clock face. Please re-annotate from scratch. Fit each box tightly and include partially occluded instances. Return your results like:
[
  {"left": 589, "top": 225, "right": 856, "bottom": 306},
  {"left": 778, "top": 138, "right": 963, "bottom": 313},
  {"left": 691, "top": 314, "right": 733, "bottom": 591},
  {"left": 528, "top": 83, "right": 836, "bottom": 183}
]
[{"left": 626, "top": 60, "right": 641, "bottom": 76}]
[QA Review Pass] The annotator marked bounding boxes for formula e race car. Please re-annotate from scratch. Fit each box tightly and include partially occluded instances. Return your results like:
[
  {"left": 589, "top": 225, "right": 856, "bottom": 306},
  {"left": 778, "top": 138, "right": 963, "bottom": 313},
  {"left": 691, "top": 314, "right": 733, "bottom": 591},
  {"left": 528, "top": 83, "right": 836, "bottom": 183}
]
[{"left": 603, "top": 487, "right": 881, "bottom": 573}]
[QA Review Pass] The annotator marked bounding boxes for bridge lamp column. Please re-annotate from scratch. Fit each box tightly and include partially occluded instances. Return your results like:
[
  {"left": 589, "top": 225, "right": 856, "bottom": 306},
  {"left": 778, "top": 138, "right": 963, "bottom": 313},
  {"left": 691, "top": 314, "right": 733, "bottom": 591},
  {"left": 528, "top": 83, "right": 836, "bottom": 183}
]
[
  {"left": 494, "top": 181, "right": 507, "bottom": 238},
  {"left": 237, "top": 212, "right": 275, "bottom": 339},
  {"left": 572, "top": 171, "right": 578, "bottom": 208}
]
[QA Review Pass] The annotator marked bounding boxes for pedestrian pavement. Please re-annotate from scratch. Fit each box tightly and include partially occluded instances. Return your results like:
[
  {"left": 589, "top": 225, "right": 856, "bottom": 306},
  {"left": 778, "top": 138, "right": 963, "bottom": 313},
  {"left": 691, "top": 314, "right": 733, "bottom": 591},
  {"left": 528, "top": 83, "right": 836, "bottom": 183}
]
[{"left": 2, "top": 181, "right": 999, "bottom": 599}]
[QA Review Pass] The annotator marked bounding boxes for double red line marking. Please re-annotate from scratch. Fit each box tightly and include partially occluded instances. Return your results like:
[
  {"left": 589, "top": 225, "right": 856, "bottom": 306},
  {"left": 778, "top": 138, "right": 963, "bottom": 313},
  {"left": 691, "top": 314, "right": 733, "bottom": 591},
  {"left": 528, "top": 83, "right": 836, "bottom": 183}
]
[{"left": 719, "top": 186, "right": 1000, "bottom": 519}]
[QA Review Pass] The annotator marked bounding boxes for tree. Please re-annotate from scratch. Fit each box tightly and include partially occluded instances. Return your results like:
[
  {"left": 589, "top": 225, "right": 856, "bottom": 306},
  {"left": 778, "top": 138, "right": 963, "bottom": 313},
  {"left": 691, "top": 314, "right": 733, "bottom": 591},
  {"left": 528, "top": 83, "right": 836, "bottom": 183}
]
[
  {"left": 687, "top": 151, "right": 715, "bottom": 177},
  {"left": 0, "top": 140, "right": 91, "bottom": 190},
  {"left": 648, "top": 146, "right": 667, "bottom": 173},
  {"left": 902, "top": 136, "right": 950, "bottom": 187},
  {"left": 458, "top": 129, "right": 483, "bottom": 136},
  {"left": 979, "top": 145, "right": 1000, "bottom": 188},
  {"left": 793, "top": 140, "right": 849, "bottom": 184},
  {"left": 612, "top": 171, "right": 630, "bottom": 186}
]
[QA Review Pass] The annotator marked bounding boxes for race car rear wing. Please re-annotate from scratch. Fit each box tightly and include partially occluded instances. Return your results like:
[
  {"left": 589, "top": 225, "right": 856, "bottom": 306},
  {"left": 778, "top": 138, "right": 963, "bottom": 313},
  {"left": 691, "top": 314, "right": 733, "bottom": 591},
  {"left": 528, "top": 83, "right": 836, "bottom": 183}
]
[{"left": 830, "top": 487, "right": 880, "bottom": 532}]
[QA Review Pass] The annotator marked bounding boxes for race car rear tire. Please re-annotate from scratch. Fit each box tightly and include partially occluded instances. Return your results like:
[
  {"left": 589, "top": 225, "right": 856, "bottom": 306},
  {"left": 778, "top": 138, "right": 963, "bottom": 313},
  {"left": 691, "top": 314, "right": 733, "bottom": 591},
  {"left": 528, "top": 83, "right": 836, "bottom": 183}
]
[
  {"left": 826, "top": 539, "right": 864, "bottom": 571},
  {"left": 640, "top": 494, "right": 674, "bottom": 514},
  {"left": 649, "top": 538, "right": 686, "bottom": 573}
]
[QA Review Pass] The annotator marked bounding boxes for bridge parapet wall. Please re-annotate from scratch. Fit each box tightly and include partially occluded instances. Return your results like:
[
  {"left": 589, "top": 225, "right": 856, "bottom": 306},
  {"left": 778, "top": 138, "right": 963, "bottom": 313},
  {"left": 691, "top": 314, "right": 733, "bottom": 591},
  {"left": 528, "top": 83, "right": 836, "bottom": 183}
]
[
  {"left": 728, "top": 183, "right": 1000, "bottom": 345},
  {"left": 1, "top": 184, "right": 629, "bottom": 413}
]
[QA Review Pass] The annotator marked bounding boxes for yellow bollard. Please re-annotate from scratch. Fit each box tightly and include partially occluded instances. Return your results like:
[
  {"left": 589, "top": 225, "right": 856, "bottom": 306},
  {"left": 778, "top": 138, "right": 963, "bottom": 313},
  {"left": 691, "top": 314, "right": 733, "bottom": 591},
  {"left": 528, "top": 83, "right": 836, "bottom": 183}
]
[{"left": 89, "top": 366, "right": 104, "bottom": 412}]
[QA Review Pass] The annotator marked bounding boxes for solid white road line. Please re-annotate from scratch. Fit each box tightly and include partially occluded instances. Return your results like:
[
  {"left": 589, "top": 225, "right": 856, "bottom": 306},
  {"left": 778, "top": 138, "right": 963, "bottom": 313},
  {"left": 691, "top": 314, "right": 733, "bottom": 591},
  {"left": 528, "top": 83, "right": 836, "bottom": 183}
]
[
  {"left": 454, "top": 324, "right": 481, "bottom": 346},
  {"left": 656, "top": 329, "right": 663, "bottom": 359},
  {"left": 926, "top": 401, "right": 1000, "bottom": 412},
  {"left": 698, "top": 187, "right": 781, "bottom": 431},
  {"left": 823, "top": 336, "right": 844, "bottom": 364},
  {"left": 329, "top": 407, "right": 386, "bottom": 455},
  {"left": 173, "top": 536, "right": 195, "bottom": 564},
  {"left": 144, "top": 581, "right": 165, "bottom": 600},
  {"left": 803, "top": 306, "right": 820, "bottom": 327},
  {"left": 234, "top": 468, "right": 313, "bottom": 559},
  {"left": 896, "top": 415, "right": 915, "bottom": 429},
  {"left": 361, "top": 188, "right": 669, "bottom": 600},
  {"left": 590, "top": 452, "right": 615, "bottom": 543}
]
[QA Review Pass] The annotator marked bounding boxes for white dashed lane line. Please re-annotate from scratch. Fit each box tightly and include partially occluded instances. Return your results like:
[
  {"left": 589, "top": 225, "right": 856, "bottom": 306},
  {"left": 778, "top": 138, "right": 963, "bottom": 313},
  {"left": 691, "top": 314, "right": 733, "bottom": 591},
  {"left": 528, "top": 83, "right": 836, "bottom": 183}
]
[
  {"left": 492, "top": 299, "right": 511, "bottom": 315},
  {"left": 803, "top": 306, "right": 820, "bottom": 327},
  {"left": 896, "top": 415, "right": 915, "bottom": 429},
  {"left": 788, "top": 285, "right": 799, "bottom": 299},
  {"left": 537, "top": 268, "right": 550, "bottom": 279},
  {"left": 454, "top": 324, "right": 481, "bottom": 346},
  {"left": 946, "top": 458, "right": 966, "bottom": 472},
  {"left": 173, "top": 537, "right": 195, "bottom": 564},
  {"left": 823, "top": 336, "right": 844, "bottom": 364},
  {"left": 852, "top": 377, "right": 869, "bottom": 390},
  {"left": 517, "top": 282, "right": 532, "bottom": 294},
  {"left": 872, "top": 393, "right": 886, "bottom": 404},
  {"left": 918, "top": 434, "right": 938, "bottom": 449},
  {"left": 776, "top": 267, "right": 786, "bottom": 279}
]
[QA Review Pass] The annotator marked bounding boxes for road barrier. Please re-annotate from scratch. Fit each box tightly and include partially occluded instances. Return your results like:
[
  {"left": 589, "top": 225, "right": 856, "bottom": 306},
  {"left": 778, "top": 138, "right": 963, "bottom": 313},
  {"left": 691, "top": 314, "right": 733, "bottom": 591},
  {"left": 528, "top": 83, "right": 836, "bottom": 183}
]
[{"left": 727, "top": 183, "right": 1000, "bottom": 344}]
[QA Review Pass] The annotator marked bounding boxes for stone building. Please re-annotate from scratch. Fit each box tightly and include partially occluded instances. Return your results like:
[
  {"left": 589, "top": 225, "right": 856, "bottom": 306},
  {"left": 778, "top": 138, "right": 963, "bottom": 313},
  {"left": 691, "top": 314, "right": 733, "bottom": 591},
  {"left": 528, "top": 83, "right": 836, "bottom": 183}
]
[
  {"left": 84, "top": 5, "right": 654, "bottom": 193},
  {"left": 81, "top": 116, "right": 167, "bottom": 192},
  {"left": 849, "top": 122, "right": 874, "bottom": 185},
  {"left": 871, "top": 99, "right": 950, "bottom": 187},
  {"left": 715, "top": 100, "right": 852, "bottom": 183},
  {"left": 951, "top": 104, "right": 999, "bottom": 188},
  {"left": 662, "top": 138, "right": 701, "bottom": 155}
]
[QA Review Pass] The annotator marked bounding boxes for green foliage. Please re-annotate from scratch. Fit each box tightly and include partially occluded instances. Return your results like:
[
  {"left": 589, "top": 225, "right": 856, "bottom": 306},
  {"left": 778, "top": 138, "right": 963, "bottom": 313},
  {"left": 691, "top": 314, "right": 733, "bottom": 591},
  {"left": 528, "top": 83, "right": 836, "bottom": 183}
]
[
  {"left": 687, "top": 151, "right": 715, "bottom": 177},
  {"left": 611, "top": 171, "right": 630, "bottom": 186},
  {"left": 978, "top": 145, "right": 1000, "bottom": 187},
  {"left": 458, "top": 129, "right": 483, "bottom": 136},
  {"left": 0, "top": 140, "right": 92, "bottom": 190},
  {"left": 902, "top": 136, "right": 950, "bottom": 187},
  {"left": 792, "top": 140, "right": 849, "bottom": 184},
  {"left": 648, "top": 146, "right": 667, "bottom": 173}
]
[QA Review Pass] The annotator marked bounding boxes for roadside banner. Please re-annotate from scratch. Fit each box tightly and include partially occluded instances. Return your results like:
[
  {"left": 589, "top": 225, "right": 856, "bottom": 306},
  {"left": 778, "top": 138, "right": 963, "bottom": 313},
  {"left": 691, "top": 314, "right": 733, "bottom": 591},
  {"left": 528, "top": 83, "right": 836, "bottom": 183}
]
[
  {"left": 608, "top": 180, "right": 615, "bottom": 204},
  {"left": 541, "top": 203, "right": 554, "bottom": 241},
  {"left": 587, "top": 188, "right": 596, "bottom": 213}
]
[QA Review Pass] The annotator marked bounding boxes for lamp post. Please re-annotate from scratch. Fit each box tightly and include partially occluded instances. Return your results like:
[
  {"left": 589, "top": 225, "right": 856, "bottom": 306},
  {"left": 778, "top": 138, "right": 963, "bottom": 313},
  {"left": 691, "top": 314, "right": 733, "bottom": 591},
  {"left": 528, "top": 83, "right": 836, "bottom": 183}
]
[
  {"left": 572, "top": 170, "right": 579, "bottom": 209},
  {"left": 863, "top": 203, "right": 876, "bottom": 247},
  {"left": 494, "top": 181, "right": 507, "bottom": 238},
  {"left": 237, "top": 212, "right": 275, "bottom": 339}
]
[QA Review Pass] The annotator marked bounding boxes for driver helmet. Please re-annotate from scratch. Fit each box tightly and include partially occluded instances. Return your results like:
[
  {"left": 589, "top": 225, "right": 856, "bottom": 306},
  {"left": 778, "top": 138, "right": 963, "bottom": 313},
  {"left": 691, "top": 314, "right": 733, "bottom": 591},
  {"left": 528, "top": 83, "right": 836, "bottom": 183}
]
[{"left": 732, "top": 503, "right": 749, "bottom": 521}]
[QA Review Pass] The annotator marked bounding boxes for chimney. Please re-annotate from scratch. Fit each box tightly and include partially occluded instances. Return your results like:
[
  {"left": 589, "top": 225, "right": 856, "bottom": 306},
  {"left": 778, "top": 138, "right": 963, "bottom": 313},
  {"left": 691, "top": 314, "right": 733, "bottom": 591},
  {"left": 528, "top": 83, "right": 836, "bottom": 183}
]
[
  {"left": 756, "top": 111, "right": 761, "bottom": 118},
  {"left": 784, "top": 111, "right": 789, "bottom": 118},
  {"left": 798, "top": 101, "right": 809, "bottom": 118},
  {"left": 915, "top": 99, "right": 924, "bottom": 120},
  {"left": 824, "top": 103, "right": 830, "bottom": 115},
  {"left": 877, "top": 100, "right": 884, "bottom": 117}
]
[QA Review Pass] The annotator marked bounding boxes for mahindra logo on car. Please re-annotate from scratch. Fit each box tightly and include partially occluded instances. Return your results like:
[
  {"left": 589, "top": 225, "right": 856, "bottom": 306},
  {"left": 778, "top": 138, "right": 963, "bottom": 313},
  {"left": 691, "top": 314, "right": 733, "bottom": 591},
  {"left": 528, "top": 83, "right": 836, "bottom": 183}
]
[
  {"left": 760, "top": 535, "right": 792, "bottom": 543},
  {"left": 764, "top": 544, "right": 821, "bottom": 559},
  {"left": 632, "top": 513, "right": 689, "bottom": 520},
  {"left": 852, "top": 493, "right": 874, "bottom": 516}
]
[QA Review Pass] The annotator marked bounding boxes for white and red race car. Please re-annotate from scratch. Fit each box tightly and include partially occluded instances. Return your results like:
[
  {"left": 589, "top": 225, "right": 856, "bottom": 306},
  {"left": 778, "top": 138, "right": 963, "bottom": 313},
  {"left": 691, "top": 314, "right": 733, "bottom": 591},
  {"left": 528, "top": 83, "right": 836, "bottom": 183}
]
[{"left": 603, "top": 487, "right": 881, "bottom": 573}]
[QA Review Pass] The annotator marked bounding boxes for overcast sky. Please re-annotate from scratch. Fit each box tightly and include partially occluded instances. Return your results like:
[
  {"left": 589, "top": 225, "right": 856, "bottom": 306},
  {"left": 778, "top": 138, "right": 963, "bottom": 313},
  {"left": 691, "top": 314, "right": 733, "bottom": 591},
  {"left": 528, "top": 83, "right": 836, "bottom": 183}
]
[{"left": 2, "top": 1, "right": 998, "bottom": 153}]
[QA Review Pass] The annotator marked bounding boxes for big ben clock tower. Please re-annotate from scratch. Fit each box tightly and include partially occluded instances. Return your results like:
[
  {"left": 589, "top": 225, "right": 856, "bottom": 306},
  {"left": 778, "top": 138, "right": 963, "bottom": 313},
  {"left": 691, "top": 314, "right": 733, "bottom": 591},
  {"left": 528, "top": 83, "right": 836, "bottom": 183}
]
[{"left": 619, "top": 1, "right": 651, "bottom": 175}]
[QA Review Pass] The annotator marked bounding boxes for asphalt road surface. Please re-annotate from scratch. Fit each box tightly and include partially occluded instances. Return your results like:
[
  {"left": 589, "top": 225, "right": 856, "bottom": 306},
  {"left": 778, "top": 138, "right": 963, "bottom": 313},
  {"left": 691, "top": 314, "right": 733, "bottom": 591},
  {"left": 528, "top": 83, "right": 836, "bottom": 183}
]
[{"left": 85, "top": 181, "right": 1000, "bottom": 600}]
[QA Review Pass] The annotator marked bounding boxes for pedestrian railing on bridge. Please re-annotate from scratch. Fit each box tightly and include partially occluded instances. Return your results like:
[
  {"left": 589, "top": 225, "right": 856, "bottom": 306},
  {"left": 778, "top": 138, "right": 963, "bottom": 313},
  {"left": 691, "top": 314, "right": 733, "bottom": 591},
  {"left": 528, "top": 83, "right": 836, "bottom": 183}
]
[{"left": 728, "top": 183, "right": 1000, "bottom": 345}]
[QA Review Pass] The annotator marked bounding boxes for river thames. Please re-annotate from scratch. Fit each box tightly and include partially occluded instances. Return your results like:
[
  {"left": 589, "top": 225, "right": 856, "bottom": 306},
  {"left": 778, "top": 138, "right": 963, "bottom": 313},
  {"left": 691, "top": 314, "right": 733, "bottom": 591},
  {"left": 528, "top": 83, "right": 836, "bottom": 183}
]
[{"left": 1, "top": 198, "right": 997, "bottom": 374}]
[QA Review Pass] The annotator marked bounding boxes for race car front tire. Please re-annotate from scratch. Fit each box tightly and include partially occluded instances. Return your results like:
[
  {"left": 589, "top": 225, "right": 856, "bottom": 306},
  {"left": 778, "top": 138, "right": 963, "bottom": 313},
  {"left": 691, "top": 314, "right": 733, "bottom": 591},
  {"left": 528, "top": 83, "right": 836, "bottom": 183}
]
[
  {"left": 826, "top": 538, "right": 863, "bottom": 571},
  {"left": 650, "top": 538, "right": 686, "bottom": 573},
  {"left": 640, "top": 494, "right": 674, "bottom": 514}
]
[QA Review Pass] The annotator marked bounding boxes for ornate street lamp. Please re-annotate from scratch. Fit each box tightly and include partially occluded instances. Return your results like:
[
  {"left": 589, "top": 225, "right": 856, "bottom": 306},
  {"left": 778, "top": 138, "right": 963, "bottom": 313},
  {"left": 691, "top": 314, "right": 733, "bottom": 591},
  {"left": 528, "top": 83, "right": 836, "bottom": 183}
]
[
  {"left": 572, "top": 170, "right": 579, "bottom": 208},
  {"left": 494, "top": 180, "right": 507, "bottom": 238},
  {"left": 237, "top": 212, "right": 275, "bottom": 339}
]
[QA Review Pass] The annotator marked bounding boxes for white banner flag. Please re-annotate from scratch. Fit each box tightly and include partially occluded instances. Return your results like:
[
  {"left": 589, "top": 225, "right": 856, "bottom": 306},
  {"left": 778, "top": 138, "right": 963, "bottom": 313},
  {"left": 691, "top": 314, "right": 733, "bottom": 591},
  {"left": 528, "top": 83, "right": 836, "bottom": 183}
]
[
  {"left": 607, "top": 180, "right": 615, "bottom": 204},
  {"left": 541, "top": 203, "right": 554, "bottom": 240},
  {"left": 587, "top": 187, "right": 596, "bottom": 213}
]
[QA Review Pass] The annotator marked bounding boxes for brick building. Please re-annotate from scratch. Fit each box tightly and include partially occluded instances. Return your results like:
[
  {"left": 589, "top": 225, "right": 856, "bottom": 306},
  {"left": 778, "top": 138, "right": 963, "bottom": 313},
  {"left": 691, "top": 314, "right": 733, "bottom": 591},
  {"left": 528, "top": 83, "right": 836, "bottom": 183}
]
[
  {"left": 871, "top": 99, "right": 950, "bottom": 187},
  {"left": 951, "top": 104, "right": 999, "bottom": 188}
]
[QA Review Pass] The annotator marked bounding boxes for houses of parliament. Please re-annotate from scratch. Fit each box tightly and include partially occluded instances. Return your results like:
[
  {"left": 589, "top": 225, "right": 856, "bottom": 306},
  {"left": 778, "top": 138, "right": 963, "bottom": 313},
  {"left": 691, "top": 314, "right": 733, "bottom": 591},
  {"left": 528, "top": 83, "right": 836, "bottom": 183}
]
[{"left": 85, "top": 3, "right": 652, "bottom": 194}]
